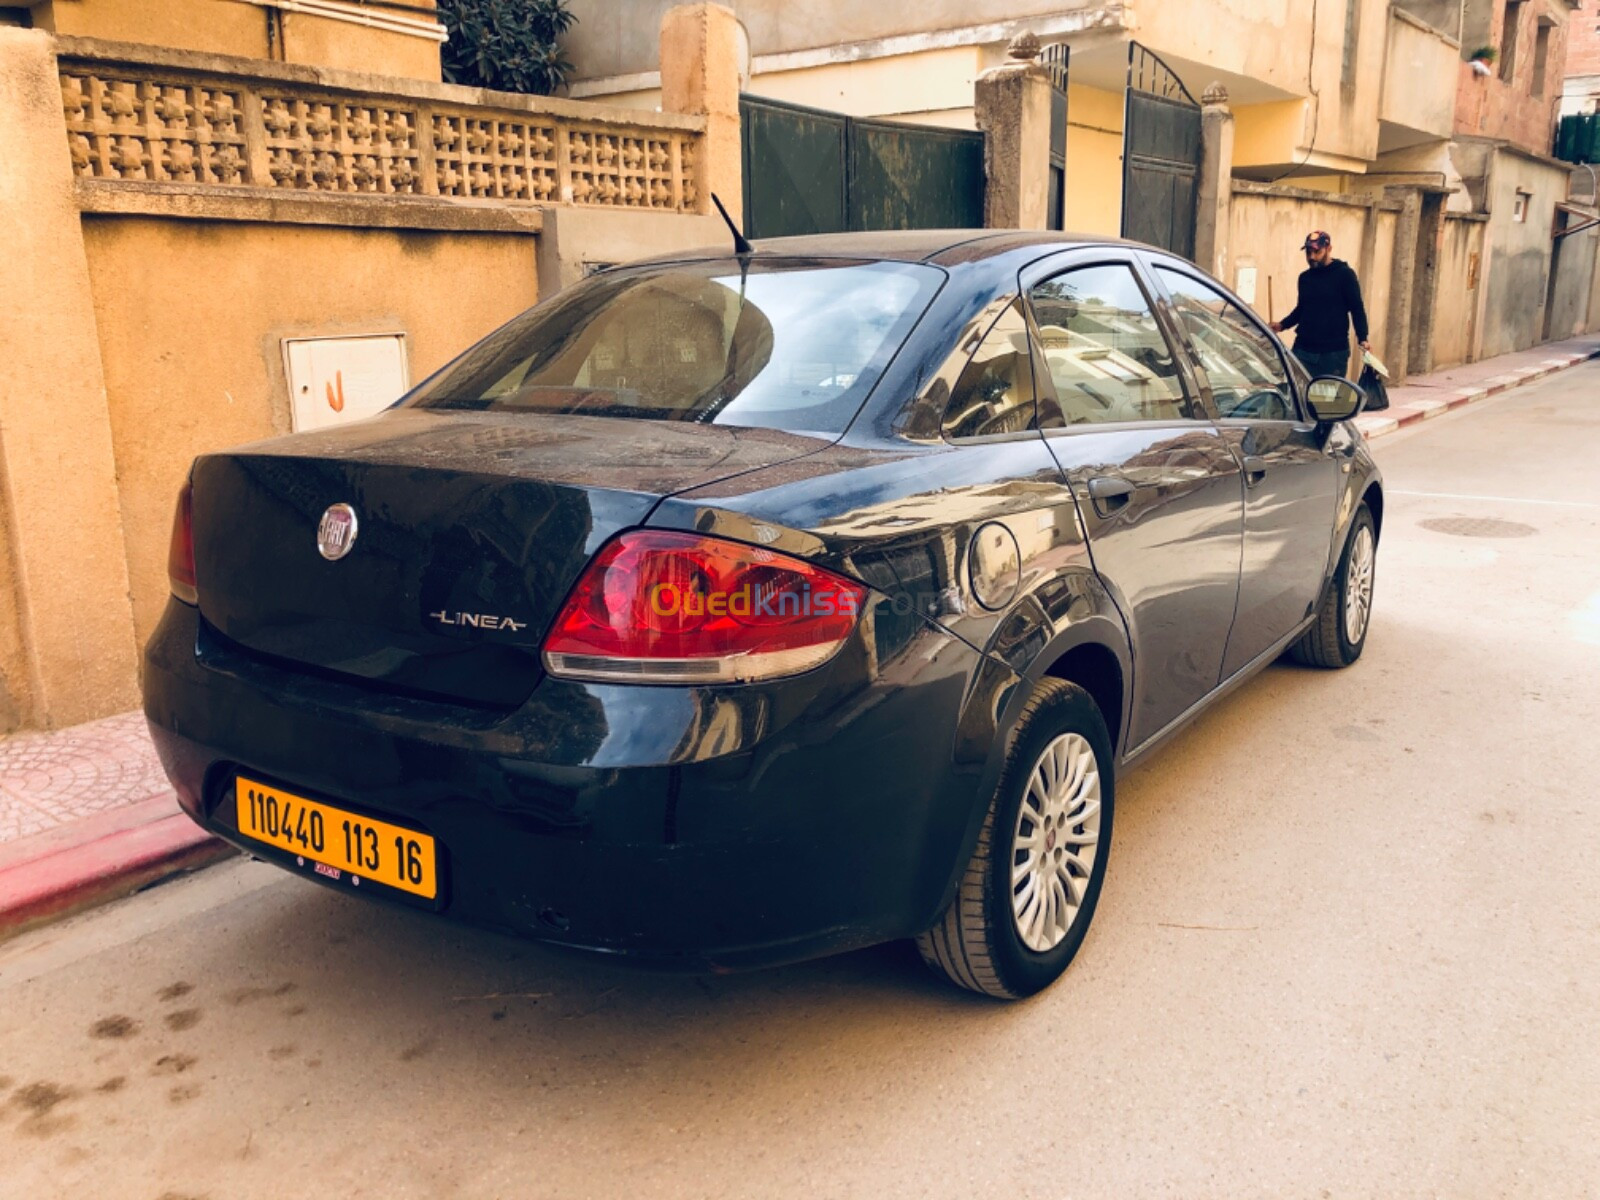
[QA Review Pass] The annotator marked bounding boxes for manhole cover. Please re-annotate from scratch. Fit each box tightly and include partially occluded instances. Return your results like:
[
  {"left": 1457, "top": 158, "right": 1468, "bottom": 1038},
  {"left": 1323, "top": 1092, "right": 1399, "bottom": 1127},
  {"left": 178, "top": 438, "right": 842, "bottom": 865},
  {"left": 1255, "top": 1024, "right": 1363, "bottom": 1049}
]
[{"left": 1419, "top": 517, "right": 1537, "bottom": 539}]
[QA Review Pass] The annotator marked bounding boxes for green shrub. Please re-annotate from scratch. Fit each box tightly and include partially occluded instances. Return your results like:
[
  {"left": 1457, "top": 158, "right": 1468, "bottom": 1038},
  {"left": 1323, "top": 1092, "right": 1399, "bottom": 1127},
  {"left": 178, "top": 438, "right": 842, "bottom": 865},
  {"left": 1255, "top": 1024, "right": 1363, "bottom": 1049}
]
[{"left": 437, "top": 0, "right": 576, "bottom": 96}]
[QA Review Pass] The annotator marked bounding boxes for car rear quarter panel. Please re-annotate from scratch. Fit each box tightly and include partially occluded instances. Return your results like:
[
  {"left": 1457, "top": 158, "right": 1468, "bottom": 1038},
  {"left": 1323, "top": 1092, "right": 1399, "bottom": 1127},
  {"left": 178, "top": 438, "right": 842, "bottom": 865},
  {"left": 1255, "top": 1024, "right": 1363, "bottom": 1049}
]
[{"left": 651, "top": 431, "right": 1135, "bottom": 922}]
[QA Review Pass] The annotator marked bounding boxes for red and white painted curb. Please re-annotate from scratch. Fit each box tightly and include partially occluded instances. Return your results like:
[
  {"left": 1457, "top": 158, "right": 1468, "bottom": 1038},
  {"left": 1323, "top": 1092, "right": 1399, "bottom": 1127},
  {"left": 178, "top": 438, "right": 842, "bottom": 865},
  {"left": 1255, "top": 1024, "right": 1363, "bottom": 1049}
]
[
  {"left": 0, "top": 794, "right": 232, "bottom": 940},
  {"left": 1356, "top": 349, "right": 1596, "bottom": 442}
]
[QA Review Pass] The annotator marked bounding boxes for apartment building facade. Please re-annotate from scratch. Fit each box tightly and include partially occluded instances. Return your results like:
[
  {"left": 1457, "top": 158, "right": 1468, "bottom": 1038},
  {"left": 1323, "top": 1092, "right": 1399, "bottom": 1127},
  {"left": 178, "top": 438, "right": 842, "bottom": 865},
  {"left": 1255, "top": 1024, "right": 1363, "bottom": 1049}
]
[{"left": 565, "top": 0, "right": 1595, "bottom": 364}]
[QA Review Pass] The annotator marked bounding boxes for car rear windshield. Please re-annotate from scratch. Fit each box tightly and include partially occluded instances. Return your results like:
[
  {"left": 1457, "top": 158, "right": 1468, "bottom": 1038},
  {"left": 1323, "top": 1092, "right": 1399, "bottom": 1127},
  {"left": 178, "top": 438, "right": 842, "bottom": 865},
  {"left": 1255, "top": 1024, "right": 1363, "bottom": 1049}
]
[{"left": 403, "top": 257, "right": 943, "bottom": 434}]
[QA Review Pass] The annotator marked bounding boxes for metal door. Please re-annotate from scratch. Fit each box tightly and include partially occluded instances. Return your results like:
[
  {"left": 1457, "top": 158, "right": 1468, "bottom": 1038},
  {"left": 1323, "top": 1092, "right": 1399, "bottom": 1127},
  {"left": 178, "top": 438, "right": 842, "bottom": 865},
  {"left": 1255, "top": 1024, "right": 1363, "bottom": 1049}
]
[
  {"left": 740, "top": 95, "right": 984, "bottom": 239},
  {"left": 849, "top": 118, "right": 984, "bottom": 231},
  {"left": 1121, "top": 43, "right": 1201, "bottom": 260},
  {"left": 740, "top": 95, "right": 847, "bottom": 238}
]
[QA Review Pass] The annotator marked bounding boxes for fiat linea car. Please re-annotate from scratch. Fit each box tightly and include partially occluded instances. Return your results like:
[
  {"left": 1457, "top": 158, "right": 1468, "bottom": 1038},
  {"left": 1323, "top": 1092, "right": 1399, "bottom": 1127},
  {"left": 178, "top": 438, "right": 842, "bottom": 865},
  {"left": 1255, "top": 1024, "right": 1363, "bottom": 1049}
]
[{"left": 144, "top": 231, "right": 1381, "bottom": 999}]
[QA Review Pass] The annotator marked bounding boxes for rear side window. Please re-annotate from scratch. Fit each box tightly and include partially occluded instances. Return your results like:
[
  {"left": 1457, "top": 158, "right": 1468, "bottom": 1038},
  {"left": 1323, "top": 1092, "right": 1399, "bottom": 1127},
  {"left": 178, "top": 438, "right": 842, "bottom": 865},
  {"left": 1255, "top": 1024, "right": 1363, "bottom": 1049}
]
[
  {"left": 1156, "top": 267, "right": 1296, "bottom": 421},
  {"left": 405, "top": 258, "right": 942, "bottom": 434},
  {"left": 1027, "top": 264, "right": 1191, "bottom": 424},
  {"left": 942, "top": 302, "right": 1037, "bottom": 440}
]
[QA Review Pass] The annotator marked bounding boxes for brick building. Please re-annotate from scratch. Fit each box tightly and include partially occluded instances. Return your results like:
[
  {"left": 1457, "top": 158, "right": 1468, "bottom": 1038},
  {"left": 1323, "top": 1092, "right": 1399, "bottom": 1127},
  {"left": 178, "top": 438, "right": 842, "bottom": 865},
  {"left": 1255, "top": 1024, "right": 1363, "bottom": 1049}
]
[{"left": 1560, "top": 0, "right": 1600, "bottom": 114}]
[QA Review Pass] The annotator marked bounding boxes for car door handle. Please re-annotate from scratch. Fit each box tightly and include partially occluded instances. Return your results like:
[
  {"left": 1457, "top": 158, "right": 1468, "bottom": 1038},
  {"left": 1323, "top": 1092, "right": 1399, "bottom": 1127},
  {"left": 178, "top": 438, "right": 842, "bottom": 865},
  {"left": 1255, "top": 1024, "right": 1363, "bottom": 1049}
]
[
  {"left": 1242, "top": 455, "right": 1269, "bottom": 487},
  {"left": 1086, "top": 475, "right": 1136, "bottom": 517}
]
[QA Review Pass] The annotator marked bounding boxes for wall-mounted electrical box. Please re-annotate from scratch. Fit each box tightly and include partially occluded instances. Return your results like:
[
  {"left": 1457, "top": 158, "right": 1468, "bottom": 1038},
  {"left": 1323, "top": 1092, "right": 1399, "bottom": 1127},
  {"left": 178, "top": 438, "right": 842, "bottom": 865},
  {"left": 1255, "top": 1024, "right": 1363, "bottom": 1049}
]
[{"left": 283, "top": 334, "right": 409, "bottom": 433}]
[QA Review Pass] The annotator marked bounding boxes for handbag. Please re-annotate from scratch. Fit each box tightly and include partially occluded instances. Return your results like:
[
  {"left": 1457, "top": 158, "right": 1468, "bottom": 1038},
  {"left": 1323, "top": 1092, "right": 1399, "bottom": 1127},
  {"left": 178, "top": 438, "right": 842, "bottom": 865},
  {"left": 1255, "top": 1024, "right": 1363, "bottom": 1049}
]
[{"left": 1358, "top": 363, "right": 1389, "bottom": 412}]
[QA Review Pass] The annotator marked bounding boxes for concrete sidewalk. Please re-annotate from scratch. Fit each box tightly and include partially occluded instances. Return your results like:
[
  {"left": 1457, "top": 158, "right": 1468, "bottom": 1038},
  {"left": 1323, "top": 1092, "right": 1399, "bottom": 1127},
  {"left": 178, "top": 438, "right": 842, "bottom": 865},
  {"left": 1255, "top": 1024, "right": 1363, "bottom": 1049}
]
[
  {"left": 1354, "top": 334, "right": 1600, "bottom": 441},
  {"left": 0, "top": 712, "right": 231, "bottom": 939},
  {"left": 2, "top": 332, "right": 1596, "bottom": 940}
]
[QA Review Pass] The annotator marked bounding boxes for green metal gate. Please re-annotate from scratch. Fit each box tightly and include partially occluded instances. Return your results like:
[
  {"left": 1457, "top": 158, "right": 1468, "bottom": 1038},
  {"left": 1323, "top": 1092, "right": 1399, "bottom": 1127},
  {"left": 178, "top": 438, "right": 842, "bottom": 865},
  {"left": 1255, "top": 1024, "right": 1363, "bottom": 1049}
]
[
  {"left": 1121, "top": 43, "right": 1201, "bottom": 259},
  {"left": 740, "top": 94, "right": 985, "bottom": 239}
]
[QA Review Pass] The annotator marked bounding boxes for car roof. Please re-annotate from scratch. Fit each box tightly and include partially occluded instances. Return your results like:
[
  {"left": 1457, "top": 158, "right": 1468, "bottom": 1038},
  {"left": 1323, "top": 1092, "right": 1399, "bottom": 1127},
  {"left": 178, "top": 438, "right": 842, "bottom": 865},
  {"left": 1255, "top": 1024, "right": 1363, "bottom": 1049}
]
[{"left": 630, "top": 229, "right": 1139, "bottom": 269}]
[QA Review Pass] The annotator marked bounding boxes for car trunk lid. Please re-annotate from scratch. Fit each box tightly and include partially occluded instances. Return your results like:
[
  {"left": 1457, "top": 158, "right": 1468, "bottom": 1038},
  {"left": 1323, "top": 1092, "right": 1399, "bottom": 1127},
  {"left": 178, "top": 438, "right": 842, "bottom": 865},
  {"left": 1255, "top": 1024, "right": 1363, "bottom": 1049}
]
[{"left": 190, "top": 409, "right": 826, "bottom": 707}]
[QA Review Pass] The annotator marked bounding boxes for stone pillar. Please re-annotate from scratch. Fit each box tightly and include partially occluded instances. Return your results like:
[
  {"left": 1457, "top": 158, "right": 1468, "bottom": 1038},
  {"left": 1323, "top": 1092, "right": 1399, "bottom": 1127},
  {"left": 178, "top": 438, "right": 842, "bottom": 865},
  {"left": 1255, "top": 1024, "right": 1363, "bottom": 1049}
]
[
  {"left": 0, "top": 28, "right": 140, "bottom": 729},
  {"left": 1383, "top": 185, "right": 1424, "bottom": 386},
  {"left": 974, "top": 32, "right": 1052, "bottom": 230},
  {"left": 1195, "top": 84, "right": 1235, "bottom": 279},
  {"left": 660, "top": 3, "right": 742, "bottom": 223},
  {"left": 1407, "top": 192, "right": 1448, "bottom": 375}
]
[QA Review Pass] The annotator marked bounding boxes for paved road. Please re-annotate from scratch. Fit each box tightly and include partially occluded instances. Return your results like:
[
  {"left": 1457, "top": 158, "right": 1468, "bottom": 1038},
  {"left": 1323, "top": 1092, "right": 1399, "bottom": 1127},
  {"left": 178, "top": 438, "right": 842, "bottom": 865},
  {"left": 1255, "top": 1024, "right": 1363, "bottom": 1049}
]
[{"left": 3, "top": 368, "right": 1598, "bottom": 1200}]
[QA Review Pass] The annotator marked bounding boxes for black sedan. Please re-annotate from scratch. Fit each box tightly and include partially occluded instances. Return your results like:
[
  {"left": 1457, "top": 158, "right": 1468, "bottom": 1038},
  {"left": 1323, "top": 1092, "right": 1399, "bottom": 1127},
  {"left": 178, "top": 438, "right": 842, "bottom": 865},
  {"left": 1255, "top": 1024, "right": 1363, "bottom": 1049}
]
[{"left": 144, "top": 230, "right": 1380, "bottom": 998}]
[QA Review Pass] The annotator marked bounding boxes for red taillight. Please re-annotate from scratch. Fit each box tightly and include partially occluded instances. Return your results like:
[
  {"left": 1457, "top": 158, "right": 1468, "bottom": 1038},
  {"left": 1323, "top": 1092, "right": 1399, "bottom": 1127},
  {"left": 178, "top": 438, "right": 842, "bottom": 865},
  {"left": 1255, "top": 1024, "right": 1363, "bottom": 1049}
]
[
  {"left": 168, "top": 480, "right": 197, "bottom": 605},
  {"left": 543, "top": 531, "right": 868, "bottom": 684}
]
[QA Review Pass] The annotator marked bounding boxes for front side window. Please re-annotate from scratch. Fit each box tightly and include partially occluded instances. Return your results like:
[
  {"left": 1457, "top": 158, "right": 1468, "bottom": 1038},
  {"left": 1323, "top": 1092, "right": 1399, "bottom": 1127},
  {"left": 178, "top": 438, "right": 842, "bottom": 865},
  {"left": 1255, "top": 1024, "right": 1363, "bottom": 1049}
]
[
  {"left": 942, "top": 301, "right": 1038, "bottom": 439},
  {"left": 405, "top": 258, "right": 943, "bottom": 434},
  {"left": 1027, "top": 263, "right": 1191, "bottom": 425},
  {"left": 1156, "top": 267, "right": 1296, "bottom": 421}
]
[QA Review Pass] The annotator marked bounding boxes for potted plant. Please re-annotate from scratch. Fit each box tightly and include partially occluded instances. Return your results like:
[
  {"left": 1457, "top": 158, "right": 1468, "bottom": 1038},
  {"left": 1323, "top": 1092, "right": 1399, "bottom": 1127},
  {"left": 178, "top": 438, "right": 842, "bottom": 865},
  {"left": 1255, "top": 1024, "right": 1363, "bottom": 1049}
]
[{"left": 1468, "top": 45, "right": 1497, "bottom": 76}]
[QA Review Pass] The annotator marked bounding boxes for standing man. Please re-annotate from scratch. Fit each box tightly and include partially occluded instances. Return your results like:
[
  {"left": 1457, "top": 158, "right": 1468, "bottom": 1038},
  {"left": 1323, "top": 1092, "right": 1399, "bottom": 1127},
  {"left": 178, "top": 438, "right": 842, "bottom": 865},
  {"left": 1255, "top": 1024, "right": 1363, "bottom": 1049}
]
[{"left": 1269, "top": 230, "right": 1370, "bottom": 379}]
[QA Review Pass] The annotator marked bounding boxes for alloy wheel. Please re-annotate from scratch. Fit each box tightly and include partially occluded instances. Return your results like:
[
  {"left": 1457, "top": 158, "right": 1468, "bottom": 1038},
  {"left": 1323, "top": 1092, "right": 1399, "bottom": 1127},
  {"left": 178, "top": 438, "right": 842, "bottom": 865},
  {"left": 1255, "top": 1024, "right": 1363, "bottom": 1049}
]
[
  {"left": 1344, "top": 524, "right": 1375, "bottom": 645},
  {"left": 1010, "top": 732, "right": 1102, "bottom": 953}
]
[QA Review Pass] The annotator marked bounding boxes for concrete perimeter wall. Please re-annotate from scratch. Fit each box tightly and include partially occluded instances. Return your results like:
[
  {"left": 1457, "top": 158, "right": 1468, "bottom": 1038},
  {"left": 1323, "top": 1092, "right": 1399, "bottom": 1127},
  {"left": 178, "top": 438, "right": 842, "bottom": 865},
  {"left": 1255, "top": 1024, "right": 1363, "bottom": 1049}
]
[
  {"left": 1480, "top": 148, "right": 1572, "bottom": 357},
  {"left": 80, "top": 219, "right": 542, "bottom": 655},
  {"left": 1433, "top": 214, "right": 1489, "bottom": 369}
]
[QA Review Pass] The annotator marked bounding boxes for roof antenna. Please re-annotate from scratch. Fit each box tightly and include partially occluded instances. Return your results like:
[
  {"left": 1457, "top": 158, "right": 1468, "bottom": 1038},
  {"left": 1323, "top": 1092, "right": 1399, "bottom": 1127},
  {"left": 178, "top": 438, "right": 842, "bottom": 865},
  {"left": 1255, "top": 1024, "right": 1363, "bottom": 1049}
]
[{"left": 711, "top": 193, "right": 753, "bottom": 256}]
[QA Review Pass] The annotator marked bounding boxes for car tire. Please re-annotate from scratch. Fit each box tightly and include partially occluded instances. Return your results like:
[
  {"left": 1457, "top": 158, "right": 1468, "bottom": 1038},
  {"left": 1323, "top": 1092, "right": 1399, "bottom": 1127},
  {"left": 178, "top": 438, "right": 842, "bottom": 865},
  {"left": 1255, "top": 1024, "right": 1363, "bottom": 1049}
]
[
  {"left": 915, "top": 678, "right": 1115, "bottom": 999},
  {"left": 1291, "top": 502, "right": 1377, "bottom": 669}
]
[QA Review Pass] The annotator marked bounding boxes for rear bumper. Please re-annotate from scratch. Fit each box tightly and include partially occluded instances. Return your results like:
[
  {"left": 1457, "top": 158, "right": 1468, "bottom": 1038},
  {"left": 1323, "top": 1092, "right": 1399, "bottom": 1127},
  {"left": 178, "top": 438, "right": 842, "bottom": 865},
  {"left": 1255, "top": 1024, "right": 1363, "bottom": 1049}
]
[{"left": 143, "top": 598, "right": 996, "bottom": 969}]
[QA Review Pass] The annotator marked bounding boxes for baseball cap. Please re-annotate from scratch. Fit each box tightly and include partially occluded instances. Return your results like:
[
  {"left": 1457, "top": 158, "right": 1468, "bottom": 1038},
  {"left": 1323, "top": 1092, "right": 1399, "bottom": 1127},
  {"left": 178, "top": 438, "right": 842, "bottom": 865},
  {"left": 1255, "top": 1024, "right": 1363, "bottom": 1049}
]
[{"left": 1302, "top": 230, "right": 1332, "bottom": 250}]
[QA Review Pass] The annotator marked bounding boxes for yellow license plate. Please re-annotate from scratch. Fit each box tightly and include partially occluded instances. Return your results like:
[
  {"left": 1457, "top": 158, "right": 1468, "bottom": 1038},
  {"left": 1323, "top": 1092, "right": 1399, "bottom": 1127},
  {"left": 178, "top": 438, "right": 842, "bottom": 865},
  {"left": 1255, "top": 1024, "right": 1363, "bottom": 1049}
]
[{"left": 235, "top": 776, "right": 438, "bottom": 900}]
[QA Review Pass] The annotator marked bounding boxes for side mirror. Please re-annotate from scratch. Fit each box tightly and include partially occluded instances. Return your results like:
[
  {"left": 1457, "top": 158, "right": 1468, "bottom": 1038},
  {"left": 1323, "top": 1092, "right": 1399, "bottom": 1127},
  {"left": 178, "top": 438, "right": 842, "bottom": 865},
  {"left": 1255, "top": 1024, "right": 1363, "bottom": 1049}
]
[{"left": 1307, "top": 376, "right": 1366, "bottom": 423}]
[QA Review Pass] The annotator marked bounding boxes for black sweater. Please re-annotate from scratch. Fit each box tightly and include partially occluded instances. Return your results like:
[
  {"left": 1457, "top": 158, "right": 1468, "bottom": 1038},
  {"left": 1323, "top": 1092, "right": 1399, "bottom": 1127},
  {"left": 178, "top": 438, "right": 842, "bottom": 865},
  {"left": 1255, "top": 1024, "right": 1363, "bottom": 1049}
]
[{"left": 1280, "top": 259, "right": 1369, "bottom": 352}]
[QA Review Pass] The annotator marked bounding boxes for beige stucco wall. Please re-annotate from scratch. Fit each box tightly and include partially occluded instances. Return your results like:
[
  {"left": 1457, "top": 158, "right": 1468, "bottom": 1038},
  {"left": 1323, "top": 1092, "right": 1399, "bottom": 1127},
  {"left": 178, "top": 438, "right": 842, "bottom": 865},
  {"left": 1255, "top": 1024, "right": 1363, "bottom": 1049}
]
[
  {"left": 0, "top": 25, "right": 141, "bottom": 733},
  {"left": 1433, "top": 214, "right": 1487, "bottom": 367},
  {"left": 1586, "top": 225, "right": 1600, "bottom": 337},
  {"left": 1063, "top": 83, "right": 1122, "bottom": 237},
  {"left": 79, "top": 218, "right": 539, "bottom": 652},
  {"left": 0, "top": 460, "right": 31, "bottom": 732},
  {"left": 279, "top": 9, "right": 442, "bottom": 82},
  {"left": 1232, "top": 99, "right": 1312, "bottom": 171},
  {"left": 1133, "top": 0, "right": 1387, "bottom": 169},
  {"left": 566, "top": 0, "right": 1077, "bottom": 79},
  {"left": 36, "top": 0, "right": 267, "bottom": 58},
  {"left": 1478, "top": 147, "right": 1568, "bottom": 357},
  {"left": 35, "top": 0, "right": 442, "bottom": 81},
  {"left": 1369, "top": 210, "right": 1398, "bottom": 364},
  {"left": 1545, "top": 216, "right": 1597, "bottom": 342},
  {"left": 749, "top": 45, "right": 984, "bottom": 123},
  {"left": 1381, "top": 9, "right": 1461, "bottom": 144}
]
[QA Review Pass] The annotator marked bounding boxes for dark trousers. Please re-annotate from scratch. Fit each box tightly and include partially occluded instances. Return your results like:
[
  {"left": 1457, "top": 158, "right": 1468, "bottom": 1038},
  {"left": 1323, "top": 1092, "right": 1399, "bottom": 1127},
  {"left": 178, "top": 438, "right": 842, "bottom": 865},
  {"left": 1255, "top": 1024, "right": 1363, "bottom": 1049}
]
[{"left": 1293, "top": 345, "right": 1351, "bottom": 380}]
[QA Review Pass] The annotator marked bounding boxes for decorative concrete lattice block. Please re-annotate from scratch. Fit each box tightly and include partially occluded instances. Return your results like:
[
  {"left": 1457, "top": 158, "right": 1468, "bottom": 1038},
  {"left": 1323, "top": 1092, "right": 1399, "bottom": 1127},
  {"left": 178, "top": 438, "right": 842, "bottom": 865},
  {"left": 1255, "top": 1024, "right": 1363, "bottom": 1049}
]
[
  {"left": 261, "top": 95, "right": 421, "bottom": 194},
  {"left": 432, "top": 113, "right": 558, "bottom": 201},
  {"left": 61, "top": 73, "right": 249, "bottom": 185}
]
